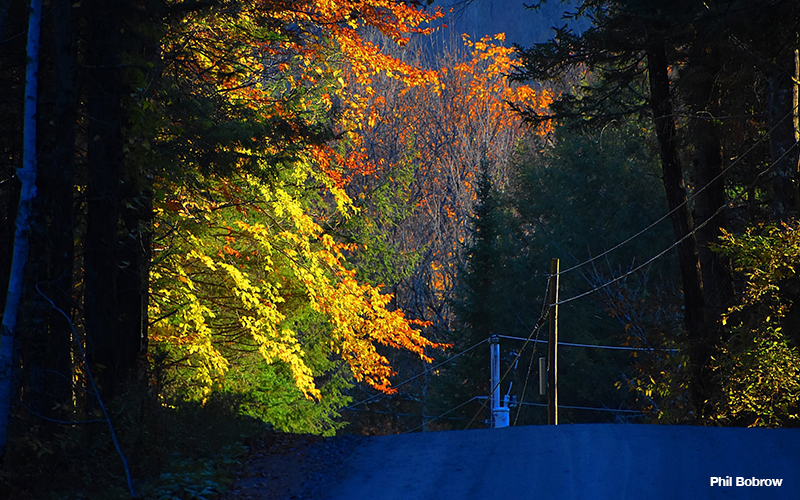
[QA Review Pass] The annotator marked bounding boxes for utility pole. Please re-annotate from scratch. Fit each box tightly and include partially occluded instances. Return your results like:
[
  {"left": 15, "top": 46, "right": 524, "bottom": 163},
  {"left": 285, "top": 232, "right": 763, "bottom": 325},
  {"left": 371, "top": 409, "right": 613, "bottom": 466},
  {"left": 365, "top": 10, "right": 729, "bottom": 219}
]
[
  {"left": 548, "top": 258, "right": 559, "bottom": 425},
  {"left": 489, "top": 335, "right": 508, "bottom": 428},
  {"left": 539, "top": 357, "right": 547, "bottom": 396}
]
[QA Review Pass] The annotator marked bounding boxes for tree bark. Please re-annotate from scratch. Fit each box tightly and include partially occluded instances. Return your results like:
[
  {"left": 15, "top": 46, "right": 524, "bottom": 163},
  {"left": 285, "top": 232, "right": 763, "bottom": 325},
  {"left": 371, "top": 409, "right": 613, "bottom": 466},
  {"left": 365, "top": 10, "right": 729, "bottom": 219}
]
[
  {"left": 794, "top": 47, "right": 799, "bottom": 153},
  {"left": 0, "top": 0, "right": 43, "bottom": 458},
  {"left": 40, "top": 0, "right": 77, "bottom": 416},
  {"left": 766, "top": 49, "right": 799, "bottom": 219},
  {"left": 685, "top": 47, "right": 735, "bottom": 322},
  {"left": 646, "top": 44, "right": 708, "bottom": 420},
  {"left": 84, "top": 0, "right": 124, "bottom": 397},
  {"left": 692, "top": 117, "right": 734, "bottom": 317},
  {"left": 117, "top": 180, "right": 150, "bottom": 388}
]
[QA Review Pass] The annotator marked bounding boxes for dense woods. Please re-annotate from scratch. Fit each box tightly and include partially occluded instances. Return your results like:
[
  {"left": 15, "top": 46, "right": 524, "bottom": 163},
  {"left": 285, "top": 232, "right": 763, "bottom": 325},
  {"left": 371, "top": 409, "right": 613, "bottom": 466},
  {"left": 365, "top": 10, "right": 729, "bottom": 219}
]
[{"left": 1, "top": 0, "right": 799, "bottom": 497}]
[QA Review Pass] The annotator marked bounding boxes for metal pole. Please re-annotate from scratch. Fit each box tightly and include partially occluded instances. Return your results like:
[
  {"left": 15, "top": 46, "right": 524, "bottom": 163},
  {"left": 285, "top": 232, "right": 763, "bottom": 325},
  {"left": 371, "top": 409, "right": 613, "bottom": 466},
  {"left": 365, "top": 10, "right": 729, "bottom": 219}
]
[
  {"left": 548, "top": 258, "right": 559, "bottom": 425},
  {"left": 490, "top": 335, "right": 500, "bottom": 427}
]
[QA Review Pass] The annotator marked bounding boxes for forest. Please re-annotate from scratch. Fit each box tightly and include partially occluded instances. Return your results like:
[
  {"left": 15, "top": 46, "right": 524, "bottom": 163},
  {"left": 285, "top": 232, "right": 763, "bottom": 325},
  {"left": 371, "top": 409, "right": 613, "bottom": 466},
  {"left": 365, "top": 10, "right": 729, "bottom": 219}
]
[{"left": 1, "top": 0, "right": 799, "bottom": 498}]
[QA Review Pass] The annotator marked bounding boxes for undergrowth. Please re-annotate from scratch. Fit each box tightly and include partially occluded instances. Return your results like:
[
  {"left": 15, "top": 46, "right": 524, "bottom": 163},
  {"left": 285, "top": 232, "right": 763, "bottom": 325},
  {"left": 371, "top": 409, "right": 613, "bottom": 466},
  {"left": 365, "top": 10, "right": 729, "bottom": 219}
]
[{"left": 0, "top": 388, "right": 265, "bottom": 500}]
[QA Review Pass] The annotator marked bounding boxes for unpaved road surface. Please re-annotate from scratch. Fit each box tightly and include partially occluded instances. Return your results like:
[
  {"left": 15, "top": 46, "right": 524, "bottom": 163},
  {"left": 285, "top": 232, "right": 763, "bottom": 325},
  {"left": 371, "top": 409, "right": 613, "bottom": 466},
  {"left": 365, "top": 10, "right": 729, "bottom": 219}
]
[{"left": 228, "top": 424, "right": 800, "bottom": 500}]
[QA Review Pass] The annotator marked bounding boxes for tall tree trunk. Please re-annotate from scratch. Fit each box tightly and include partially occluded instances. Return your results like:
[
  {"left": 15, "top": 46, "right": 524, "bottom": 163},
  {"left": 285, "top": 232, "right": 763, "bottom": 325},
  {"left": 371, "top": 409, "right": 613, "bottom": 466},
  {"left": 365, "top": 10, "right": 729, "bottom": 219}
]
[
  {"left": 766, "top": 48, "right": 799, "bottom": 219},
  {"left": 646, "top": 44, "right": 708, "bottom": 421},
  {"left": 114, "top": 2, "right": 160, "bottom": 392},
  {"left": 692, "top": 118, "right": 734, "bottom": 317},
  {"left": 0, "top": 0, "right": 43, "bottom": 458},
  {"left": 84, "top": 0, "right": 124, "bottom": 398},
  {"left": 685, "top": 46, "right": 735, "bottom": 323},
  {"left": 0, "top": 0, "right": 9, "bottom": 43},
  {"left": 117, "top": 180, "right": 149, "bottom": 388},
  {"left": 41, "top": 0, "right": 77, "bottom": 416}
]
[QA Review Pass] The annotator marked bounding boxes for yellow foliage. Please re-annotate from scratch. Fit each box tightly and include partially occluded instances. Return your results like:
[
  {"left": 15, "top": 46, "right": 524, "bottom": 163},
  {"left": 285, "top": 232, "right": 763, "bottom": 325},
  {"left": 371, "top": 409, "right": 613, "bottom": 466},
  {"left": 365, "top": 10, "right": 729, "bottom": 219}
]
[{"left": 151, "top": 168, "right": 443, "bottom": 400}]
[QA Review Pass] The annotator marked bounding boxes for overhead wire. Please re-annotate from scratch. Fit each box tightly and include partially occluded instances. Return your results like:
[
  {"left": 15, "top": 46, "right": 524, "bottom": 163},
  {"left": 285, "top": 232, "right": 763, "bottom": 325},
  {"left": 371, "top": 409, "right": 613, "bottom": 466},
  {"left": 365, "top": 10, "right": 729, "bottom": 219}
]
[
  {"left": 482, "top": 397, "right": 645, "bottom": 415},
  {"left": 497, "top": 334, "right": 678, "bottom": 352},
  {"left": 509, "top": 280, "right": 553, "bottom": 426},
  {"left": 513, "top": 342, "right": 539, "bottom": 426},
  {"left": 355, "top": 109, "right": 798, "bottom": 431},
  {"left": 458, "top": 132, "right": 797, "bottom": 423},
  {"left": 553, "top": 137, "right": 800, "bottom": 306},
  {"left": 342, "top": 337, "right": 489, "bottom": 411},
  {"left": 346, "top": 407, "right": 470, "bottom": 421},
  {"left": 405, "top": 397, "right": 482, "bottom": 434},
  {"left": 464, "top": 276, "right": 552, "bottom": 430},
  {"left": 553, "top": 106, "right": 797, "bottom": 278}
]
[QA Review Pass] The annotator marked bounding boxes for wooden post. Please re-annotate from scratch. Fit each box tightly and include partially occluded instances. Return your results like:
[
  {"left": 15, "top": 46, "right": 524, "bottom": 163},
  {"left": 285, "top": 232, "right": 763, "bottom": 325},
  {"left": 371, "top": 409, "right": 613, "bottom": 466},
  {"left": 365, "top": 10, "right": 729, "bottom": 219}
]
[
  {"left": 538, "top": 357, "right": 547, "bottom": 396},
  {"left": 548, "top": 258, "right": 559, "bottom": 425}
]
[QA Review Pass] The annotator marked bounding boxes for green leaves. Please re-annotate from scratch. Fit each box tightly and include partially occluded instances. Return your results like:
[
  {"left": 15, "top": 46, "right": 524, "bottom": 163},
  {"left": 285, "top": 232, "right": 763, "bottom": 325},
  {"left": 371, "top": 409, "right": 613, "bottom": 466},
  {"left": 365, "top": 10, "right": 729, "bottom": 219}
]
[{"left": 710, "top": 222, "right": 800, "bottom": 426}]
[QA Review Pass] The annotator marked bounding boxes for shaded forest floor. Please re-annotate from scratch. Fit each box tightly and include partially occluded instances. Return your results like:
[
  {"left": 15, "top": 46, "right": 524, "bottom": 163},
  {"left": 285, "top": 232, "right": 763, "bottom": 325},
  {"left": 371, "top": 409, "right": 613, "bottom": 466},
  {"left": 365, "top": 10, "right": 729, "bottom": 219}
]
[{"left": 224, "top": 431, "right": 361, "bottom": 500}]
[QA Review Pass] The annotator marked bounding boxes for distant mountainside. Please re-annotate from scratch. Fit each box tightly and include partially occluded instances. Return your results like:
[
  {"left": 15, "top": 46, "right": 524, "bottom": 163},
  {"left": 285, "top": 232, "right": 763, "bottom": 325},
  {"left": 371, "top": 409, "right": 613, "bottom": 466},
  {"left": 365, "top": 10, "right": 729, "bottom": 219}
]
[{"left": 434, "top": 0, "right": 584, "bottom": 47}]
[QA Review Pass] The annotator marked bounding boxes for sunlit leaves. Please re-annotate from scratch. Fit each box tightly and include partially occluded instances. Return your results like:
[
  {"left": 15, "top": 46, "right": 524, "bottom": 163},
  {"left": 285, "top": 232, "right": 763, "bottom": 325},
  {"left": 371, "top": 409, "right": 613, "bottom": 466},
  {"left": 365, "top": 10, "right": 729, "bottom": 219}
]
[
  {"left": 146, "top": 1, "right": 450, "bottom": 425},
  {"left": 151, "top": 167, "right": 442, "bottom": 401},
  {"left": 710, "top": 222, "right": 800, "bottom": 426},
  {"left": 338, "top": 33, "right": 553, "bottom": 334}
]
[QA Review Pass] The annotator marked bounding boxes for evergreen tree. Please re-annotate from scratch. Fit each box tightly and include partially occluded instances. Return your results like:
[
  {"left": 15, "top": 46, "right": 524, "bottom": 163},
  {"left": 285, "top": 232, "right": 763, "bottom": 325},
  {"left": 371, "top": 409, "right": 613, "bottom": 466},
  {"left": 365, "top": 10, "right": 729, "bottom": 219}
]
[{"left": 512, "top": 0, "right": 800, "bottom": 420}]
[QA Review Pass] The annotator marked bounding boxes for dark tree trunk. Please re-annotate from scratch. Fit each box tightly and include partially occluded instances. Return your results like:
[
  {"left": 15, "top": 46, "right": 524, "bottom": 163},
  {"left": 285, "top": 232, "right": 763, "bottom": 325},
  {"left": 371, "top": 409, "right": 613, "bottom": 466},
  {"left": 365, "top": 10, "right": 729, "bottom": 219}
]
[
  {"left": 684, "top": 47, "right": 735, "bottom": 323},
  {"left": 766, "top": 49, "right": 800, "bottom": 219},
  {"left": 794, "top": 47, "right": 799, "bottom": 157},
  {"left": 646, "top": 44, "right": 709, "bottom": 420},
  {"left": 23, "top": 0, "right": 78, "bottom": 421},
  {"left": 116, "top": 180, "right": 150, "bottom": 387},
  {"left": 692, "top": 118, "right": 734, "bottom": 316},
  {"left": 84, "top": 0, "right": 124, "bottom": 397},
  {"left": 0, "top": 0, "right": 9, "bottom": 43}
]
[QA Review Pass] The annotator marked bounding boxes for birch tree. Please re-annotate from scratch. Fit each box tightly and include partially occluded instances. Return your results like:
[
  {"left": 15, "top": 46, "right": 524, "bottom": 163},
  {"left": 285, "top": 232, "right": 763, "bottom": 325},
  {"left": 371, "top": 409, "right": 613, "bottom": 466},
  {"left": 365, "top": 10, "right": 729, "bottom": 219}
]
[{"left": 0, "top": 0, "right": 42, "bottom": 457}]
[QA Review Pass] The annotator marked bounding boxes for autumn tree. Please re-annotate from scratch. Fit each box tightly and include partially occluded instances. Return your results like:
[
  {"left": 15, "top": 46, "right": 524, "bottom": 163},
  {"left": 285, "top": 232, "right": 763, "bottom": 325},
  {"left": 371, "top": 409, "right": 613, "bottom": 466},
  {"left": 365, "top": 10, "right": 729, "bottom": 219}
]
[
  {"left": 341, "top": 32, "right": 551, "bottom": 333},
  {"left": 0, "top": 0, "right": 454, "bottom": 482},
  {"left": 128, "top": 0, "right": 457, "bottom": 432},
  {"left": 332, "top": 31, "right": 552, "bottom": 430}
]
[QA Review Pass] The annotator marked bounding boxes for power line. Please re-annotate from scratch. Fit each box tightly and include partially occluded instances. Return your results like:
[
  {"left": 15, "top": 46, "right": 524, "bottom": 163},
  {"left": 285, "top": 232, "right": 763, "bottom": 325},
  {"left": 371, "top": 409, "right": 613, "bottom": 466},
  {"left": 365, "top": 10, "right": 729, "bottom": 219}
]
[
  {"left": 496, "top": 334, "right": 678, "bottom": 352},
  {"left": 343, "top": 337, "right": 489, "bottom": 411},
  {"left": 553, "top": 106, "right": 797, "bottom": 278},
  {"left": 510, "top": 279, "right": 557, "bottom": 426},
  {"left": 379, "top": 110, "right": 795, "bottom": 431},
  {"left": 513, "top": 335, "right": 540, "bottom": 426},
  {"left": 476, "top": 397, "right": 645, "bottom": 415},
  {"left": 377, "top": 122, "right": 795, "bottom": 430},
  {"left": 346, "top": 407, "right": 470, "bottom": 421},
  {"left": 464, "top": 277, "right": 552, "bottom": 430},
  {"left": 406, "top": 397, "right": 482, "bottom": 433},
  {"left": 553, "top": 137, "right": 800, "bottom": 306}
]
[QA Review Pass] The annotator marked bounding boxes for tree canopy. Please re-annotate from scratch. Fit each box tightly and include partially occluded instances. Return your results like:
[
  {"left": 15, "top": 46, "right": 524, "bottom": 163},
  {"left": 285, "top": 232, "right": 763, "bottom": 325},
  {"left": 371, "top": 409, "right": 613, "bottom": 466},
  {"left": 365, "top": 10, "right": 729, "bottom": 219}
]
[{"left": 1, "top": 0, "right": 799, "bottom": 497}]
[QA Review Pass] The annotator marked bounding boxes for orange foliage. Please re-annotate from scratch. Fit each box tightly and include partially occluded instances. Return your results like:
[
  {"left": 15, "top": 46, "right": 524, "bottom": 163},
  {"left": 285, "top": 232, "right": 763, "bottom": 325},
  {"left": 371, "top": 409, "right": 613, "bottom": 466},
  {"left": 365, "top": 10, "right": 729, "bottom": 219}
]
[
  {"left": 338, "top": 33, "right": 553, "bottom": 331},
  {"left": 152, "top": 1, "right": 453, "bottom": 397}
]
